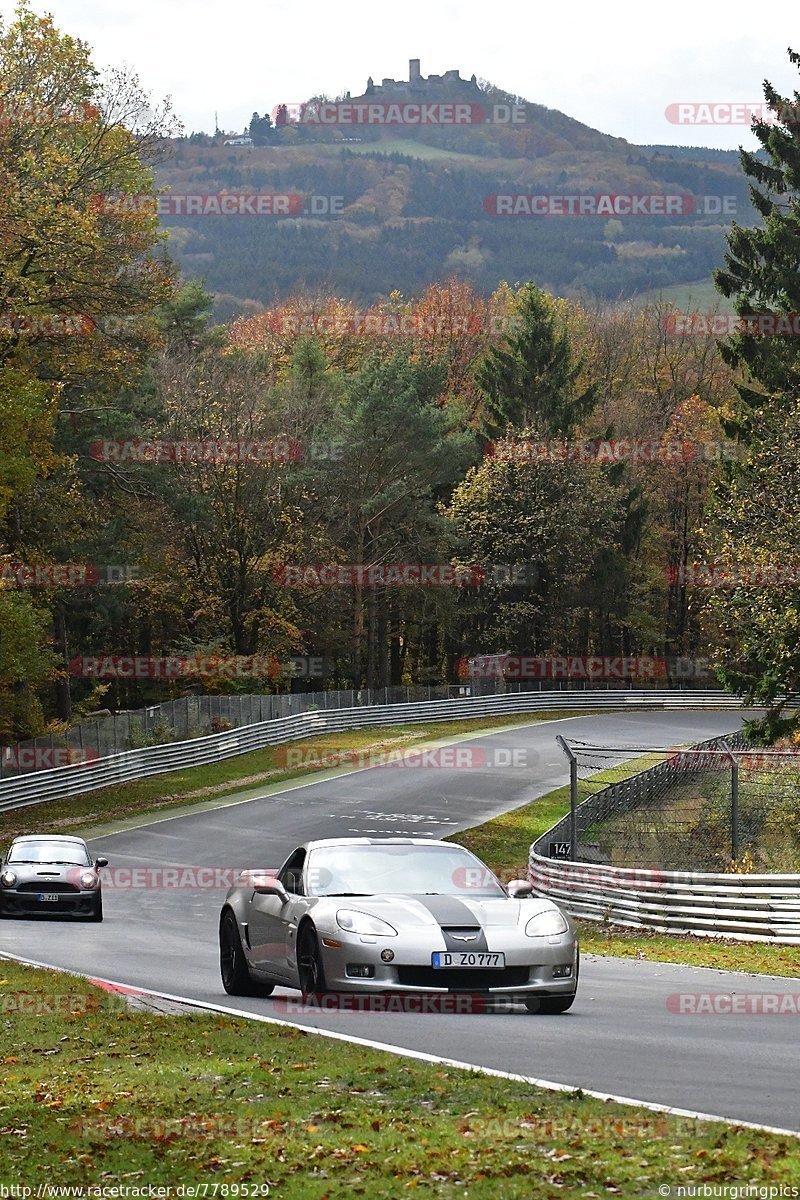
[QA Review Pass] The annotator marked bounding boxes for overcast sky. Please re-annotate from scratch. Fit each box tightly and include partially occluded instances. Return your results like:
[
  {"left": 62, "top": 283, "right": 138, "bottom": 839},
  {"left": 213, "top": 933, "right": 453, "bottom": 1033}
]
[{"left": 4, "top": 0, "right": 799, "bottom": 150}]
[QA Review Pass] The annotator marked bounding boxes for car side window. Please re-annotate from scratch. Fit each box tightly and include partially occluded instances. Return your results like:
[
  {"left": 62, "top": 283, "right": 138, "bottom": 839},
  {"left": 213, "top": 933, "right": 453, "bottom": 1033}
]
[{"left": 279, "top": 849, "right": 306, "bottom": 895}]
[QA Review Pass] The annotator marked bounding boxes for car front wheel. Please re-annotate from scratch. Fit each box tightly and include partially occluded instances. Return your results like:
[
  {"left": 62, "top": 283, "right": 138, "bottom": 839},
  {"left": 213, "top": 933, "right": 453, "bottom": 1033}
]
[
  {"left": 220, "top": 910, "right": 274, "bottom": 997},
  {"left": 524, "top": 992, "right": 576, "bottom": 1014},
  {"left": 524, "top": 950, "right": 579, "bottom": 1013},
  {"left": 297, "top": 924, "right": 328, "bottom": 995}
]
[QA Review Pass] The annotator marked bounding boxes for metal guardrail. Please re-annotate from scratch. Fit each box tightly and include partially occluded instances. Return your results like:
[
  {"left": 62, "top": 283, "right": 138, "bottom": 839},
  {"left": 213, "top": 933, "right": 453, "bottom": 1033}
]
[
  {"left": 529, "top": 732, "right": 800, "bottom": 944},
  {"left": 0, "top": 679, "right": 738, "bottom": 782},
  {"left": 0, "top": 688, "right": 744, "bottom": 814},
  {"left": 528, "top": 857, "right": 800, "bottom": 944}
]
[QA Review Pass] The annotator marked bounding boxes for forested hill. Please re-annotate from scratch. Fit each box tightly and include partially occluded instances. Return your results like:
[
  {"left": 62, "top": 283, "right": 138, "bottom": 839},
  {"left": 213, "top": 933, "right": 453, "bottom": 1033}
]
[{"left": 154, "top": 90, "right": 753, "bottom": 319}]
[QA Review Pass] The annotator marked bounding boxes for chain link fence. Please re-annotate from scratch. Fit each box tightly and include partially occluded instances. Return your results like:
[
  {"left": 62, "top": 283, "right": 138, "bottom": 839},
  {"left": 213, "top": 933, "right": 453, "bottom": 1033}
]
[
  {"left": 0, "top": 685, "right": 478, "bottom": 779},
  {"left": 1, "top": 676, "right": 711, "bottom": 781},
  {"left": 552, "top": 735, "right": 800, "bottom": 873}
]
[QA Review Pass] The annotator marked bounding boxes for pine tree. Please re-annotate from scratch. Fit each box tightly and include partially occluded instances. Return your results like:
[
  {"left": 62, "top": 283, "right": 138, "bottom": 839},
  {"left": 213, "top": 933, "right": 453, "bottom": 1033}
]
[
  {"left": 475, "top": 283, "right": 595, "bottom": 436},
  {"left": 704, "top": 50, "right": 800, "bottom": 717},
  {"left": 714, "top": 50, "right": 800, "bottom": 424}
]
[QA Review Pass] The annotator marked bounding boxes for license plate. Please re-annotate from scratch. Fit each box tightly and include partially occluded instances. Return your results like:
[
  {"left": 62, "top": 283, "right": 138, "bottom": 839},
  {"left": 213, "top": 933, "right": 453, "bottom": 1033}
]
[
  {"left": 431, "top": 952, "right": 505, "bottom": 969},
  {"left": 38, "top": 894, "right": 60, "bottom": 902}
]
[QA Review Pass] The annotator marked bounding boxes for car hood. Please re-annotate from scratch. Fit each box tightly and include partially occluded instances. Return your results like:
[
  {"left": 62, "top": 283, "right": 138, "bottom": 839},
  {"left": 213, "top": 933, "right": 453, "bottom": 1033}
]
[{"left": 316, "top": 893, "right": 560, "bottom": 930}]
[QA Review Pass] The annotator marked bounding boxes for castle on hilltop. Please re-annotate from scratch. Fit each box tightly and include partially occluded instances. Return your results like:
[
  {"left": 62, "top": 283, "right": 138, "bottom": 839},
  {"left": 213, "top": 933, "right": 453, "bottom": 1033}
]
[{"left": 357, "top": 60, "right": 480, "bottom": 100}]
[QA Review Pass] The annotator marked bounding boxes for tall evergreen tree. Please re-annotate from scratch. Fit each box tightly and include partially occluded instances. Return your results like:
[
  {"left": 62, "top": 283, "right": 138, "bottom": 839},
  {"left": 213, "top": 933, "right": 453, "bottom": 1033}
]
[
  {"left": 715, "top": 51, "right": 800, "bottom": 424},
  {"left": 704, "top": 51, "right": 800, "bottom": 718},
  {"left": 475, "top": 283, "right": 595, "bottom": 436}
]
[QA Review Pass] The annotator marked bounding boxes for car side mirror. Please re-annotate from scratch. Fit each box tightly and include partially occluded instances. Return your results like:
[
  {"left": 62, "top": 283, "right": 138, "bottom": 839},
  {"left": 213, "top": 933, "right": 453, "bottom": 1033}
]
[
  {"left": 95, "top": 857, "right": 109, "bottom": 869},
  {"left": 252, "top": 880, "right": 289, "bottom": 903},
  {"left": 507, "top": 879, "right": 534, "bottom": 898}
]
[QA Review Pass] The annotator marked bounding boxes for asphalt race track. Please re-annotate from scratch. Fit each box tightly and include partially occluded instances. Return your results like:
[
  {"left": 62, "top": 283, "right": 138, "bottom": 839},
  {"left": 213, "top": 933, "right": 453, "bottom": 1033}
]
[{"left": 3, "top": 709, "right": 798, "bottom": 1132}]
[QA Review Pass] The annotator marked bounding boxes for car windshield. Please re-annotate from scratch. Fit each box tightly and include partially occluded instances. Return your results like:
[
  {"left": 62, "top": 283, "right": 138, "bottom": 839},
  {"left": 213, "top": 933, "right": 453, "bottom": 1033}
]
[
  {"left": 8, "top": 841, "right": 90, "bottom": 866},
  {"left": 306, "top": 845, "right": 506, "bottom": 898}
]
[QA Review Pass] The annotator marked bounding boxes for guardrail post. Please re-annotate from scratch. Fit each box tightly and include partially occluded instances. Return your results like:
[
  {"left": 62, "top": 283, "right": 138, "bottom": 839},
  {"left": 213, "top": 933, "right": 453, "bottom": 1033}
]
[
  {"left": 721, "top": 740, "right": 739, "bottom": 861},
  {"left": 557, "top": 735, "right": 578, "bottom": 860}
]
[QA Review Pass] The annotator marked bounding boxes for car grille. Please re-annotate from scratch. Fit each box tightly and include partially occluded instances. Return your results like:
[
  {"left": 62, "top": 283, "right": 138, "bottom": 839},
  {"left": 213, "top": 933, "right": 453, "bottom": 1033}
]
[
  {"left": 16, "top": 882, "right": 80, "bottom": 893},
  {"left": 396, "top": 966, "right": 530, "bottom": 990}
]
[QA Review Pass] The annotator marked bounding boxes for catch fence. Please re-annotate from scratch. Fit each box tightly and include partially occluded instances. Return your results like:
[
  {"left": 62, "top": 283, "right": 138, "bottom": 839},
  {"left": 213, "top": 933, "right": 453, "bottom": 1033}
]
[{"left": 529, "top": 735, "right": 800, "bottom": 941}]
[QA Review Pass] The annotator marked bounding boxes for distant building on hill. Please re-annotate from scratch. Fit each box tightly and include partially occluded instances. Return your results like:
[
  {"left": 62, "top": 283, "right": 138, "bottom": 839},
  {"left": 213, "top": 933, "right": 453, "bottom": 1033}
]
[{"left": 359, "top": 60, "right": 481, "bottom": 100}]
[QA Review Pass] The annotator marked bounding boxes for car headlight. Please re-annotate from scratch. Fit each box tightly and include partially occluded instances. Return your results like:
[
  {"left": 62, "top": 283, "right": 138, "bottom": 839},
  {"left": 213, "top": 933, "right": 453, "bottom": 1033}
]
[
  {"left": 0, "top": 870, "right": 16, "bottom": 888},
  {"left": 79, "top": 870, "right": 99, "bottom": 890},
  {"left": 336, "top": 909, "right": 398, "bottom": 937},
  {"left": 525, "top": 908, "right": 568, "bottom": 937}
]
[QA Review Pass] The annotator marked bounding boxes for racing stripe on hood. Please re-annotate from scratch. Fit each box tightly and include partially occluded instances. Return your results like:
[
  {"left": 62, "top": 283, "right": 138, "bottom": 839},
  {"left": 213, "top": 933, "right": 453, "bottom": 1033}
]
[{"left": 412, "top": 894, "right": 489, "bottom": 951}]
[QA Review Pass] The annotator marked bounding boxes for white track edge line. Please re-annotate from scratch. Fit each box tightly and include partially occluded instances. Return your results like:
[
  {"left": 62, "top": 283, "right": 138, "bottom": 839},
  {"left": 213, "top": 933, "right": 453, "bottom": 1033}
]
[{"left": 1, "top": 949, "right": 797, "bottom": 1141}]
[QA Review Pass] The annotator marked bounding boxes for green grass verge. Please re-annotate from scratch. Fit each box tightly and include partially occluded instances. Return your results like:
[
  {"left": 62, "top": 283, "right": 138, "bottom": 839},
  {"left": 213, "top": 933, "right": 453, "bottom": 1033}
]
[
  {"left": 449, "top": 754, "right": 663, "bottom": 878},
  {"left": 0, "top": 957, "right": 797, "bottom": 1193},
  {"left": 575, "top": 922, "right": 800, "bottom": 976},
  {"left": 0, "top": 712, "right": 595, "bottom": 849}
]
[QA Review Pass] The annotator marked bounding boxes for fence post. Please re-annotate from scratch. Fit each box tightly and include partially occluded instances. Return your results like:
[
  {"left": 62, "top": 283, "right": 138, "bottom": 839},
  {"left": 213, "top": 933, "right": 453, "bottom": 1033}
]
[
  {"left": 557, "top": 735, "right": 578, "bottom": 860},
  {"left": 721, "top": 740, "right": 739, "bottom": 861}
]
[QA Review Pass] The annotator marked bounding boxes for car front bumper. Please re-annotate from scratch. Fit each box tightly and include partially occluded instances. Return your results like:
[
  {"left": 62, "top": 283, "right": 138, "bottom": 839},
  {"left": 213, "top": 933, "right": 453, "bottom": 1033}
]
[
  {"left": 313, "top": 928, "right": 578, "bottom": 995},
  {"left": 0, "top": 889, "right": 99, "bottom": 916}
]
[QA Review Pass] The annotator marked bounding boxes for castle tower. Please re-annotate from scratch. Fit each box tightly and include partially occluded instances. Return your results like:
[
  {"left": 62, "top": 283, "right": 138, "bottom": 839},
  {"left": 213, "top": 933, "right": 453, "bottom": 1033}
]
[{"left": 409, "top": 58, "right": 421, "bottom": 83}]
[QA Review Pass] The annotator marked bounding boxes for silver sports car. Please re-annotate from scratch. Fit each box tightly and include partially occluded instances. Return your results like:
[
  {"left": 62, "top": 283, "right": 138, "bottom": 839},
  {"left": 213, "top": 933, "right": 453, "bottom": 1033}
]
[
  {"left": 219, "top": 838, "right": 578, "bottom": 1013},
  {"left": 0, "top": 834, "right": 107, "bottom": 921}
]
